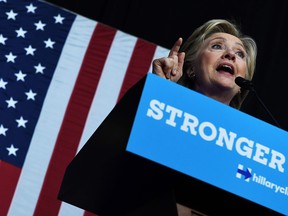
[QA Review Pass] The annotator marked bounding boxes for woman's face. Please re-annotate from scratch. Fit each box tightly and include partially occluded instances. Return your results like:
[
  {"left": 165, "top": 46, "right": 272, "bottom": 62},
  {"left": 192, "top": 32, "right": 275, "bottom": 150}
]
[{"left": 193, "top": 32, "right": 247, "bottom": 98}]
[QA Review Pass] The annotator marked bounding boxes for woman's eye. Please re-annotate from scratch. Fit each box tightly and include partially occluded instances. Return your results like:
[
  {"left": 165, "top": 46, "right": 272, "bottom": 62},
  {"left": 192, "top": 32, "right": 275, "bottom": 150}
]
[
  {"left": 236, "top": 51, "right": 245, "bottom": 58},
  {"left": 211, "top": 44, "right": 222, "bottom": 49}
]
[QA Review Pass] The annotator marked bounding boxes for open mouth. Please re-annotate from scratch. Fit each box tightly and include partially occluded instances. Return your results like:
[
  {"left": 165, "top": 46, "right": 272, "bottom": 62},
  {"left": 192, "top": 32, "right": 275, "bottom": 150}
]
[{"left": 216, "top": 64, "right": 234, "bottom": 75}]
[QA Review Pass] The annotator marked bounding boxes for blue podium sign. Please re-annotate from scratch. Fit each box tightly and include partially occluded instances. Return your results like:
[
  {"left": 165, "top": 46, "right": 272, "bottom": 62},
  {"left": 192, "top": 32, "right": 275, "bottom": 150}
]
[{"left": 126, "top": 73, "right": 288, "bottom": 215}]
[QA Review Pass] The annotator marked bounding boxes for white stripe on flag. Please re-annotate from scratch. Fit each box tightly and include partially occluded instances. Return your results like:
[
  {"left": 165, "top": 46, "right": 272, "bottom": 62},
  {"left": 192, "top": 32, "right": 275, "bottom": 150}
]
[
  {"left": 148, "top": 45, "right": 169, "bottom": 72},
  {"left": 8, "top": 16, "right": 97, "bottom": 216},
  {"left": 59, "top": 202, "right": 85, "bottom": 216}
]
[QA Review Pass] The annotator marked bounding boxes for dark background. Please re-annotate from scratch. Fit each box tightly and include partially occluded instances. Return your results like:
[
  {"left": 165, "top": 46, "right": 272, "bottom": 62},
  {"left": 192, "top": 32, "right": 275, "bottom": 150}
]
[{"left": 45, "top": 0, "right": 288, "bottom": 131}]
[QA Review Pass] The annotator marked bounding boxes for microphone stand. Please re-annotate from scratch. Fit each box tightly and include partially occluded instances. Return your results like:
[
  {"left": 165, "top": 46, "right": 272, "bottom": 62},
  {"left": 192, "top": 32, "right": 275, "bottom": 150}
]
[
  {"left": 235, "top": 77, "right": 281, "bottom": 129},
  {"left": 249, "top": 88, "right": 282, "bottom": 129}
]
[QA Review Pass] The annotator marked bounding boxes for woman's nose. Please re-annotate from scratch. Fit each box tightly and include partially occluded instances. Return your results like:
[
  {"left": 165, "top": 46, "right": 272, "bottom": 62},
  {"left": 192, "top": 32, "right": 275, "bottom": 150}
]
[{"left": 223, "top": 50, "right": 236, "bottom": 61}]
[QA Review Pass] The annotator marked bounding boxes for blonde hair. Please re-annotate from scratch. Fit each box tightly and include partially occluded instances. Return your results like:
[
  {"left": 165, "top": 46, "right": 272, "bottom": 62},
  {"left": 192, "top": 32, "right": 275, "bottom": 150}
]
[{"left": 177, "top": 19, "right": 257, "bottom": 109}]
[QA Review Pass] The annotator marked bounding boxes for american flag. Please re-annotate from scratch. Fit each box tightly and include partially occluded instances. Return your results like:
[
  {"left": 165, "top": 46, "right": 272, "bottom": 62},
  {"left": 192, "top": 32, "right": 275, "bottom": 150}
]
[{"left": 0, "top": 0, "right": 169, "bottom": 215}]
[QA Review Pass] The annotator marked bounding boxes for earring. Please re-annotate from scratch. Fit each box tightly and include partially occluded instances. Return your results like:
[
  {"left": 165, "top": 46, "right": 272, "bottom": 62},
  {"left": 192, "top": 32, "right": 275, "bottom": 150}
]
[{"left": 188, "top": 70, "right": 196, "bottom": 79}]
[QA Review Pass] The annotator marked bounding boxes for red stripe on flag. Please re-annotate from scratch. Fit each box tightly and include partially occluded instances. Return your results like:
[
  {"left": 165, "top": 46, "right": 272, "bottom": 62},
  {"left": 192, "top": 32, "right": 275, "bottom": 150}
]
[
  {"left": 84, "top": 210, "right": 98, "bottom": 216},
  {"left": 33, "top": 23, "right": 117, "bottom": 216},
  {"left": 0, "top": 161, "right": 21, "bottom": 216},
  {"left": 118, "top": 38, "right": 157, "bottom": 101}
]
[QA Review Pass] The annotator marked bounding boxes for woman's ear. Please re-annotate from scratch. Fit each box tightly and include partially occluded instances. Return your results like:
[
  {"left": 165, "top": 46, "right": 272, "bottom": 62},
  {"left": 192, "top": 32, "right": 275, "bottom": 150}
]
[{"left": 187, "top": 67, "right": 196, "bottom": 79}]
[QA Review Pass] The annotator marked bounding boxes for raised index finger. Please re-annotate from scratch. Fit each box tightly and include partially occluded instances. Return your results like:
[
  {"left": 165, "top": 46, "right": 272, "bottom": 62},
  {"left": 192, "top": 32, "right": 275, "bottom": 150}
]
[{"left": 168, "top": 37, "right": 183, "bottom": 57}]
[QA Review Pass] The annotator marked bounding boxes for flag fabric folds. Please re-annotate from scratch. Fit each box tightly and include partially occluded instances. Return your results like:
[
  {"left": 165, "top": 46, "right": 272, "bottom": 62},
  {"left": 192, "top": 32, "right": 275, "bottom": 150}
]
[{"left": 0, "top": 0, "right": 169, "bottom": 215}]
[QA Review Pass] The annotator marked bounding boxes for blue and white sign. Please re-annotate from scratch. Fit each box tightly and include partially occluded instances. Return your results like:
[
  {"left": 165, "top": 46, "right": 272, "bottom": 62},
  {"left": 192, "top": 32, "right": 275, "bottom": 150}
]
[{"left": 126, "top": 72, "right": 288, "bottom": 215}]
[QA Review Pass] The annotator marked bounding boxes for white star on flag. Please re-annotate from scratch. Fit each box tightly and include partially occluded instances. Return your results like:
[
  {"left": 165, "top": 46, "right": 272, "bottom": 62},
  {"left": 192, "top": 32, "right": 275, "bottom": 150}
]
[
  {"left": 0, "top": 124, "right": 8, "bottom": 136},
  {"left": 15, "top": 70, "right": 27, "bottom": 81},
  {"left": 34, "top": 63, "right": 45, "bottom": 73},
  {"left": 16, "top": 116, "right": 28, "bottom": 128},
  {"left": 24, "top": 45, "right": 36, "bottom": 55},
  {"left": 0, "top": 34, "right": 7, "bottom": 44},
  {"left": 0, "top": 78, "right": 8, "bottom": 89},
  {"left": 7, "top": 144, "right": 19, "bottom": 156},
  {"left": 15, "top": 27, "right": 27, "bottom": 37},
  {"left": 26, "top": 3, "right": 37, "bottom": 13},
  {"left": 5, "top": 52, "right": 17, "bottom": 62},
  {"left": 6, "top": 9, "right": 17, "bottom": 20},
  {"left": 54, "top": 14, "right": 64, "bottom": 23},
  {"left": 6, "top": 97, "right": 18, "bottom": 108},
  {"left": 34, "top": 20, "right": 46, "bottom": 30},
  {"left": 25, "top": 89, "right": 37, "bottom": 100},
  {"left": 44, "top": 38, "right": 55, "bottom": 48}
]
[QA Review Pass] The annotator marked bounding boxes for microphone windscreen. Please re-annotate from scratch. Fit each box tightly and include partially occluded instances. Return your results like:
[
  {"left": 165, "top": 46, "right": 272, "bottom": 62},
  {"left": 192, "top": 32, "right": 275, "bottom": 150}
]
[{"left": 235, "top": 77, "right": 254, "bottom": 90}]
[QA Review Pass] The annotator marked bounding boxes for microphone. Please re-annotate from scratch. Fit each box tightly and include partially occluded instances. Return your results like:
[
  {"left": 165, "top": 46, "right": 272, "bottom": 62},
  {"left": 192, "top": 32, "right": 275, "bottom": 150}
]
[
  {"left": 235, "top": 77, "right": 281, "bottom": 128},
  {"left": 235, "top": 77, "right": 255, "bottom": 91}
]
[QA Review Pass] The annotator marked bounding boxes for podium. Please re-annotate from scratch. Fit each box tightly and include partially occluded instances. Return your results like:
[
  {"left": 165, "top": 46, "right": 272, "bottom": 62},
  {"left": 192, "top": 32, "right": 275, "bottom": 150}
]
[{"left": 58, "top": 73, "right": 286, "bottom": 215}]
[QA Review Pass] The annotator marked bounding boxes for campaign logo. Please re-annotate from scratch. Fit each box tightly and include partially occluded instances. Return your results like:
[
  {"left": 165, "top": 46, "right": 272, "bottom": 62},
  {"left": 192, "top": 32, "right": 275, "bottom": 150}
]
[
  {"left": 236, "top": 164, "right": 252, "bottom": 182},
  {"left": 236, "top": 164, "right": 288, "bottom": 196}
]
